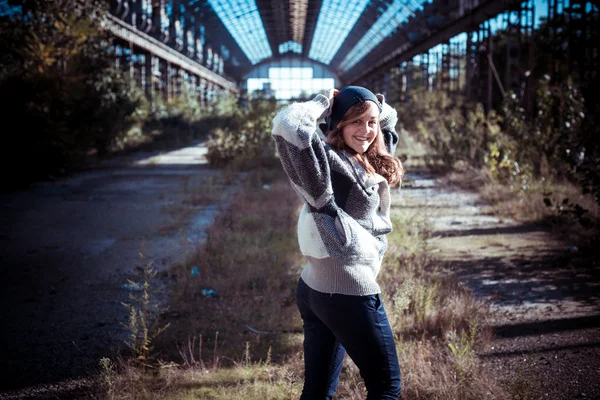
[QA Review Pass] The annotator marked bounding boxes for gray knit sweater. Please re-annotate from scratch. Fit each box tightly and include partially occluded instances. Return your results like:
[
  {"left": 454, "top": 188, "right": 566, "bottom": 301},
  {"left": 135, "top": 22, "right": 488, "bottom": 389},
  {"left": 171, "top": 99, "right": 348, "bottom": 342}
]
[{"left": 272, "top": 94, "right": 399, "bottom": 296}]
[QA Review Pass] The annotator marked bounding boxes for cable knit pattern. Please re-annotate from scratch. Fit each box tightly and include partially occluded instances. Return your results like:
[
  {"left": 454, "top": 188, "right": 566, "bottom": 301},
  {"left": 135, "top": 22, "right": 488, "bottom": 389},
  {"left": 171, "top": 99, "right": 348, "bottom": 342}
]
[{"left": 272, "top": 94, "right": 399, "bottom": 296}]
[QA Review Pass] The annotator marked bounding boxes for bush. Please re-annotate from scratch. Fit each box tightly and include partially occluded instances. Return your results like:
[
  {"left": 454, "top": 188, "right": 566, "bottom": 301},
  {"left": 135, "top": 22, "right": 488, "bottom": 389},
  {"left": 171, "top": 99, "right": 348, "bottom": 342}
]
[
  {"left": 108, "top": 84, "right": 242, "bottom": 155},
  {"left": 397, "top": 89, "right": 505, "bottom": 170},
  {"left": 0, "top": 0, "right": 138, "bottom": 190},
  {"left": 205, "top": 96, "right": 278, "bottom": 168}
]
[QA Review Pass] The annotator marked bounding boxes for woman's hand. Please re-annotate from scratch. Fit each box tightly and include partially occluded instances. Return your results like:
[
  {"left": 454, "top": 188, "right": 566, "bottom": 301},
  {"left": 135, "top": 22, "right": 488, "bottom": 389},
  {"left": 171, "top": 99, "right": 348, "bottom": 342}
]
[
  {"left": 325, "top": 88, "right": 339, "bottom": 117},
  {"left": 377, "top": 93, "right": 397, "bottom": 130}
]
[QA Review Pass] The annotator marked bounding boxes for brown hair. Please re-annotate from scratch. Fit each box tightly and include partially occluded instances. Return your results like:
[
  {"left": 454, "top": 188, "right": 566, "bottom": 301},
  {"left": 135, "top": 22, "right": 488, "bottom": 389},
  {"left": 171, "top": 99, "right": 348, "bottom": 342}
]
[{"left": 326, "top": 101, "right": 403, "bottom": 186}]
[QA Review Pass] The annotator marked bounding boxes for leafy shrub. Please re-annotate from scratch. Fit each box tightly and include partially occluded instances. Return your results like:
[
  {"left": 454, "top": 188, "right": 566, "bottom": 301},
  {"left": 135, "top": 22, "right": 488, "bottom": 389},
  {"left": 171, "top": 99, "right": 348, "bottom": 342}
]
[
  {"left": 110, "top": 85, "right": 240, "bottom": 154},
  {"left": 501, "top": 75, "right": 586, "bottom": 178},
  {"left": 0, "top": 0, "right": 138, "bottom": 189},
  {"left": 397, "top": 89, "right": 507, "bottom": 172},
  {"left": 206, "top": 96, "right": 278, "bottom": 168}
]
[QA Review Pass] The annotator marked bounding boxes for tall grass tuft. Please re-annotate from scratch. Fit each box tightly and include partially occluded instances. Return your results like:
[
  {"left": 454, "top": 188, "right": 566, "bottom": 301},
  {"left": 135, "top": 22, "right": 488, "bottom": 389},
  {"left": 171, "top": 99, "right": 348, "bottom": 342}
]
[{"left": 121, "top": 244, "right": 170, "bottom": 361}]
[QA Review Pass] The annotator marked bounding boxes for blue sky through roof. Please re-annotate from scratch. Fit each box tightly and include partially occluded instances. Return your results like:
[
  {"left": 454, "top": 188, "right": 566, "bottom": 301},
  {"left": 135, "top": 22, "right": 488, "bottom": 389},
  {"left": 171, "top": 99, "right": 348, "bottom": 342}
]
[
  {"left": 308, "top": 0, "right": 370, "bottom": 64},
  {"left": 207, "top": 0, "right": 272, "bottom": 64}
]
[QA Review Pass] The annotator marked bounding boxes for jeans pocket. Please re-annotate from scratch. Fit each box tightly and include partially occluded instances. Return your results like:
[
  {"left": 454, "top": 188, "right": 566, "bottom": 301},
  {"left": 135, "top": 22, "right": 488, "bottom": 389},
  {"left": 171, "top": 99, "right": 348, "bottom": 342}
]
[{"left": 368, "top": 294, "right": 382, "bottom": 311}]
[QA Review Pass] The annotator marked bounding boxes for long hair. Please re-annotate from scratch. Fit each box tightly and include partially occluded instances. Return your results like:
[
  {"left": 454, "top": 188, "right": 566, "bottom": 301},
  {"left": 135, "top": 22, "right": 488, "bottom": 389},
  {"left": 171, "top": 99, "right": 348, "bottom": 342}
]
[{"left": 326, "top": 101, "right": 404, "bottom": 186}]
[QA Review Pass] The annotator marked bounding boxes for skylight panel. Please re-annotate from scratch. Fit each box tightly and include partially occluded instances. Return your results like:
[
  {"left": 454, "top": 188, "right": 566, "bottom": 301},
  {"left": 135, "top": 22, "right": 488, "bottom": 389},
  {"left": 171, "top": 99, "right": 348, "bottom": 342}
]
[
  {"left": 339, "top": 0, "right": 430, "bottom": 73},
  {"left": 308, "top": 0, "right": 370, "bottom": 64},
  {"left": 207, "top": 0, "right": 272, "bottom": 65},
  {"left": 279, "top": 41, "right": 303, "bottom": 54}
]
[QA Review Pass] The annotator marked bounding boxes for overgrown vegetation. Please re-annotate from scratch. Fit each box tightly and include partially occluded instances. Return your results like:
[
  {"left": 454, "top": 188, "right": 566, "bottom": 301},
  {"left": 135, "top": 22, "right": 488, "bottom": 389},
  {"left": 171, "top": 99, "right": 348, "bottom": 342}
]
[
  {"left": 111, "top": 84, "right": 240, "bottom": 155},
  {"left": 205, "top": 96, "right": 279, "bottom": 168},
  {"left": 396, "top": 80, "right": 598, "bottom": 244},
  {"left": 0, "top": 0, "right": 138, "bottom": 189},
  {"left": 0, "top": 0, "right": 240, "bottom": 191},
  {"left": 394, "top": 7, "right": 599, "bottom": 240}
]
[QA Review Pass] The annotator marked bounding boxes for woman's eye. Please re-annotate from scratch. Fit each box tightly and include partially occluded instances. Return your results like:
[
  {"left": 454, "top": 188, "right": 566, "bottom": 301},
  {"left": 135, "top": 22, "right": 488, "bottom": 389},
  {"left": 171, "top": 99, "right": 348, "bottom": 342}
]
[
  {"left": 353, "top": 120, "right": 361, "bottom": 124},
  {"left": 369, "top": 121, "right": 377, "bottom": 126}
]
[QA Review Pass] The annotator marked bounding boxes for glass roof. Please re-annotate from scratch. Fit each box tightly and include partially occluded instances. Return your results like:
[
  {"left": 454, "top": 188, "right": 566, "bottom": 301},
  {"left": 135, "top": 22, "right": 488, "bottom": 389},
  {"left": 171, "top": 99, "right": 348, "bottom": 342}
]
[
  {"left": 339, "top": 0, "right": 430, "bottom": 73},
  {"left": 207, "top": 0, "right": 272, "bottom": 65},
  {"left": 308, "top": 0, "right": 370, "bottom": 64}
]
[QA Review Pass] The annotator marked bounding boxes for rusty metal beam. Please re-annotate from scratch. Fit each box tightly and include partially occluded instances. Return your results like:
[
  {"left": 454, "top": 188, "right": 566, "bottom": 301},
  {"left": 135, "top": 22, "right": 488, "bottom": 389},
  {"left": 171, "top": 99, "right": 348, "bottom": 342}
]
[
  {"left": 344, "top": 0, "right": 522, "bottom": 85},
  {"left": 104, "top": 13, "right": 239, "bottom": 93},
  {"left": 301, "top": 0, "right": 323, "bottom": 58}
]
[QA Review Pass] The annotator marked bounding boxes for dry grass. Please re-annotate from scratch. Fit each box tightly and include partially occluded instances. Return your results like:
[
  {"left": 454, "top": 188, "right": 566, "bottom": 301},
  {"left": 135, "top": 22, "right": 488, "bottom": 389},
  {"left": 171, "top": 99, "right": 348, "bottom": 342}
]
[
  {"left": 443, "top": 165, "right": 600, "bottom": 248},
  {"left": 102, "top": 165, "right": 509, "bottom": 400},
  {"left": 157, "top": 167, "right": 304, "bottom": 366}
]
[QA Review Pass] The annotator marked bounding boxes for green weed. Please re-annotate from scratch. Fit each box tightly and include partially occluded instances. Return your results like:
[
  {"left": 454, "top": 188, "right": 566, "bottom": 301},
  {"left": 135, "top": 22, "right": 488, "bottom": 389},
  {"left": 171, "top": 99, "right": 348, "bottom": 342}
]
[{"left": 121, "top": 244, "right": 170, "bottom": 361}]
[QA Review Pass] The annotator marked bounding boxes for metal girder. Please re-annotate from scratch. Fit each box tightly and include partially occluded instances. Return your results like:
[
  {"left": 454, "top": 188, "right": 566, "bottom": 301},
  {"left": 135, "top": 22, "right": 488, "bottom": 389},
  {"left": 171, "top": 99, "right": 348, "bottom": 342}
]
[
  {"left": 105, "top": 0, "right": 553, "bottom": 98},
  {"left": 301, "top": 0, "right": 323, "bottom": 58},
  {"left": 343, "top": 0, "right": 523, "bottom": 85},
  {"left": 105, "top": 13, "right": 239, "bottom": 92},
  {"left": 256, "top": 0, "right": 291, "bottom": 56}
]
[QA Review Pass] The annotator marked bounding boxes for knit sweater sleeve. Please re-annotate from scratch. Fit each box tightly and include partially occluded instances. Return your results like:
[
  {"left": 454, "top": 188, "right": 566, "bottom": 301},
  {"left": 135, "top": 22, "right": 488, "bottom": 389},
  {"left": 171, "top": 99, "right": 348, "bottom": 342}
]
[
  {"left": 271, "top": 94, "right": 333, "bottom": 209},
  {"left": 379, "top": 102, "right": 399, "bottom": 155}
]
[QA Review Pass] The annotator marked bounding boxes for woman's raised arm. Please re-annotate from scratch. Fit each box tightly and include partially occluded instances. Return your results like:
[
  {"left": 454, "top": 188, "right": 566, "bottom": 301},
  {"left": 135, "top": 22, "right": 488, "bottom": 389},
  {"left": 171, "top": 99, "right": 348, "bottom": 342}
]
[
  {"left": 271, "top": 94, "right": 334, "bottom": 210},
  {"left": 376, "top": 95, "right": 399, "bottom": 156}
]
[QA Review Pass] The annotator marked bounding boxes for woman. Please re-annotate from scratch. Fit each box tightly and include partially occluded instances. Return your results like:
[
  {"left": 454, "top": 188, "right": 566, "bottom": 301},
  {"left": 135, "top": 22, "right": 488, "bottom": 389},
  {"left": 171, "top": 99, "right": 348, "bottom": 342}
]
[{"left": 272, "top": 86, "right": 403, "bottom": 399}]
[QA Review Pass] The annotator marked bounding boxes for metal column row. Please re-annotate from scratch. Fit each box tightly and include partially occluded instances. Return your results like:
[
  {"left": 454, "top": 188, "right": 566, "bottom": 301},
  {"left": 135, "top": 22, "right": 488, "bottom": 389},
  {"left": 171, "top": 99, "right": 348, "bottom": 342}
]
[
  {"left": 109, "top": 0, "right": 235, "bottom": 107},
  {"left": 358, "top": 0, "right": 543, "bottom": 114},
  {"left": 113, "top": 40, "right": 224, "bottom": 108}
]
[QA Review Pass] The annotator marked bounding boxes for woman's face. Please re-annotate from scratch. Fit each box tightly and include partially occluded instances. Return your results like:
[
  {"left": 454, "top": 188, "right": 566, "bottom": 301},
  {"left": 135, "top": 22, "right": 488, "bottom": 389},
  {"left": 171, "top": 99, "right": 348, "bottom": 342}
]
[{"left": 341, "top": 101, "right": 380, "bottom": 154}]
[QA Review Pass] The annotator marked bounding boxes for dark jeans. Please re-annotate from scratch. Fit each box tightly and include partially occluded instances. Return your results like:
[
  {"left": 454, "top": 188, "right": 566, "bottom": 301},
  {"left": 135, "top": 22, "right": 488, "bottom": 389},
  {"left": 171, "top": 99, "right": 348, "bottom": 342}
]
[{"left": 296, "top": 277, "right": 401, "bottom": 400}]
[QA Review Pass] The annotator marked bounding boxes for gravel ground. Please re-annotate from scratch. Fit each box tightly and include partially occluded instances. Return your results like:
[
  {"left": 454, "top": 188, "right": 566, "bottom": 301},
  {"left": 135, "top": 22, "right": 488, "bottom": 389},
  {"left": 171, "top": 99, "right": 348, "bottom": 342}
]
[{"left": 397, "top": 169, "right": 600, "bottom": 400}]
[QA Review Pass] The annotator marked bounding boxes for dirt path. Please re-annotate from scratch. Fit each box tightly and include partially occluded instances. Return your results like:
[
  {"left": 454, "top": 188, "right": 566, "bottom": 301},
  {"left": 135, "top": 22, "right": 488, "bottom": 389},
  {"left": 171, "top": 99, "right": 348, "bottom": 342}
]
[
  {"left": 396, "top": 169, "right": 600, "bottom": 399},
  {"left": 0, "top": 142, "right": 236, "bottom": 397}
]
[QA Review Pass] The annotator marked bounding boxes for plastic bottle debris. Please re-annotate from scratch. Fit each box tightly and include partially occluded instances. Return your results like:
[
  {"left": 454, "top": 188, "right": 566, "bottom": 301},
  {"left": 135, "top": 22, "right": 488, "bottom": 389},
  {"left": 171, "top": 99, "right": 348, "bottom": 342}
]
[
  {"left": 191, "top": 267, "right": 199, "bottom": 276},
  {"left": 201, "top": 289, "right": 218, "bottom": 297},
  {"left": 121, "top": 282, "right": 142, "bottom": 291},
  {"left": 245, "top": 325, "right": 268, "bottom": 334},
  {"left": 263, "top": 184, "right": 271, "bottom": 190}
]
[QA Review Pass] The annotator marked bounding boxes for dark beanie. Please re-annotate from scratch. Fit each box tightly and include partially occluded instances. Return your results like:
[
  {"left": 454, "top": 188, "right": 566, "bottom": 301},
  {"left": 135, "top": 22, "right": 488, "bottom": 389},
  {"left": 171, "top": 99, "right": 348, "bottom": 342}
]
[{"left": 322, "top": 86, "right": 382, "bottom": 133}]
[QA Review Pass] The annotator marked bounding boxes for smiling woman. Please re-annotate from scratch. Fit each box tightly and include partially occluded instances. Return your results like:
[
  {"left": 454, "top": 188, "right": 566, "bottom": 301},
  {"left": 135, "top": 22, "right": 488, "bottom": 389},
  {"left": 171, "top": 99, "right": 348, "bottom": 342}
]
[
  {"left": 271, "top": 85, "right": 403, "bottom": 399},
  {"left": 340, "top": 101, "right": 380, "bottom": 154}
]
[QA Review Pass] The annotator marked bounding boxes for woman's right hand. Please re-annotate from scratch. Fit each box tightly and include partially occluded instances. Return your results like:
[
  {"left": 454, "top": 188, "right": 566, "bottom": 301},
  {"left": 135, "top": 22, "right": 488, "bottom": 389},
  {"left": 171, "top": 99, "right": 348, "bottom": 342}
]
[{"left": 326, "top": 88, "right": 339, "bottom": 117}]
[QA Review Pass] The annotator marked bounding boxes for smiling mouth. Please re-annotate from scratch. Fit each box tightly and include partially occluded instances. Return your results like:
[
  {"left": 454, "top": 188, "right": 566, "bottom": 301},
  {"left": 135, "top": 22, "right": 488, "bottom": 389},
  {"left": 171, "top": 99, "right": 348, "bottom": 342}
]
[{"left": 354, "top": 136, "right": 369, "bottom": 142}]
